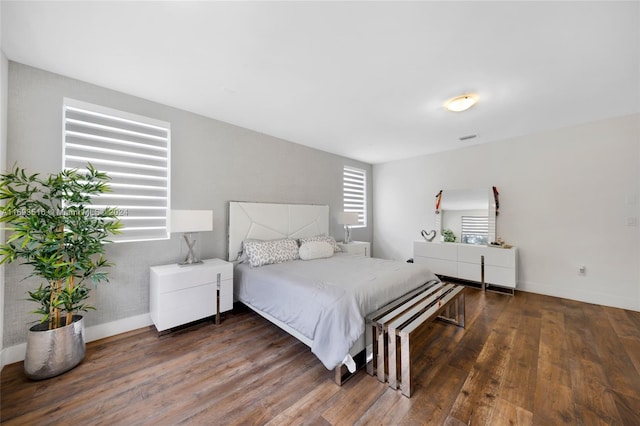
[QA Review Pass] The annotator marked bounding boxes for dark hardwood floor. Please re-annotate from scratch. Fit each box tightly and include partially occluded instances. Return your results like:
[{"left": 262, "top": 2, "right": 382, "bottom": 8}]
[{"left": 2, "top": 289, "right": 640, "bottom": 425}]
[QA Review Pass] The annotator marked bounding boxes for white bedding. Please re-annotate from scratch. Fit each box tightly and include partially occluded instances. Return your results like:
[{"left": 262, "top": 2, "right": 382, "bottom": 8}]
[{"left": 234, "top": 253, "right": 439, "bottom": 370}]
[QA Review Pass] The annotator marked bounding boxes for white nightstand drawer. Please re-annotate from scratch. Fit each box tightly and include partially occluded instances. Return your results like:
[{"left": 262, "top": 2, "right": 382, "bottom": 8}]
[
  {"left": 337, "top": 241, "right": 371, "bottom": 257},
  {"left": 153, "top": 282, "right": 216, "bottom": 331},
  {"left": 151, "top": 259, "right": 232, "bottom": 293}
]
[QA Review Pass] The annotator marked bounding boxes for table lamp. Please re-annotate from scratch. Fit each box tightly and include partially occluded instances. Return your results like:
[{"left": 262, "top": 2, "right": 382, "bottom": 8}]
[{"left": 338, "top": 211, "right": 359, "bottom": 244}]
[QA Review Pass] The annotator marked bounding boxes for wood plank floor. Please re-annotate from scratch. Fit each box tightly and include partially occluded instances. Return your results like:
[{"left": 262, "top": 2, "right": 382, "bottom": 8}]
[{"left": 2, "top": 289, "right": 640, "bottom": 425}]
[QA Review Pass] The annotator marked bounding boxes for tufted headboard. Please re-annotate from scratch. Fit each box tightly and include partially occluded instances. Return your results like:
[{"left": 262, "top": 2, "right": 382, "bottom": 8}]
[{"left": 227, "top": 202, "right": 330, "bottom": 262}]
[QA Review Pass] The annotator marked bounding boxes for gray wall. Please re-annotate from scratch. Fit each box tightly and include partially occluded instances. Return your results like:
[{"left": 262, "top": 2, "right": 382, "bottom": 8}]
[{"left": 4, "top": 62, "right": 372, "bottom": 347}]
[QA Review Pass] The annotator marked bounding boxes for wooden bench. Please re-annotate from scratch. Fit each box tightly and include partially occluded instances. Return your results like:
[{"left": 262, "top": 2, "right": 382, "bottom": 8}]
[{"left": 365, "top": 280, "right": 465, "bottom": 397}]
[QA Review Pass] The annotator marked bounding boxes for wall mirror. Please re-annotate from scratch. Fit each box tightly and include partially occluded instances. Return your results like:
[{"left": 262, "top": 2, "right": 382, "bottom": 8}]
[{"left": 435, "top": 188, "right": 497, "bottom": 245}]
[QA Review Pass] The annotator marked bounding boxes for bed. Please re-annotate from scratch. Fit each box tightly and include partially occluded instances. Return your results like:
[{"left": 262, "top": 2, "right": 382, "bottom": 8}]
[{"left": 227, "top": 201, "right": 439, "bottom": 381}]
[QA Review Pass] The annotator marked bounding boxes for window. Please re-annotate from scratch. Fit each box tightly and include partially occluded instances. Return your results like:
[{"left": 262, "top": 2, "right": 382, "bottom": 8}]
[
  {"left": 343, "top": 166, "right": 366, "bottom": 227},
  {"left": 63, "top": 98, "right": 170, "bottom": 242},
  {"left": 461, "top": 216, "right": 489, "bottom": 245}
]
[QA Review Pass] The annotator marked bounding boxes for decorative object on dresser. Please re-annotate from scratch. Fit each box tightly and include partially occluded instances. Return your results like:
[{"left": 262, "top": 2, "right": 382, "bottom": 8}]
[
  {"left": 337, "top": 211, "right": 359, "bottom": 243},
  {"left": 336, "top": 241, "right": 371, "bottom": 257},
  {"left": 413, "top": 241, "right": 518, "bottom": 295},
  {"left": 150, "top": 258, "right": 233, "bottom": 332},
  {"left": 0, "top": 164, "right": 122, "bottom": 379},
  {"left": 421, "top": 229, "right": 436, "bottom": 242},
  {"left": 435, "top": 189, "right": 443, "bottom": 214},
  {"left": 170, "top": 209, "right": 213, "bottom": 265},
  {"left": 441, "top": 228, "right": 456, "bottom": 242}
]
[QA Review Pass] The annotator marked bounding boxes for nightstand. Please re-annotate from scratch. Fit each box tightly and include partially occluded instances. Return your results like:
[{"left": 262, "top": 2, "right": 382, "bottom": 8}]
[
  {"left": 150, "top": 258, "right": 233, "bottom": 332},
  {"left": 337, "top": 241, "right": 371, "bottom": 257}
]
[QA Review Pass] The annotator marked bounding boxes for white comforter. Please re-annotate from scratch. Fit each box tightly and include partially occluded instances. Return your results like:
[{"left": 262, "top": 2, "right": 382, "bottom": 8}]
[{"left": 234, "top": 254, "right": 438, "bottom": 370}]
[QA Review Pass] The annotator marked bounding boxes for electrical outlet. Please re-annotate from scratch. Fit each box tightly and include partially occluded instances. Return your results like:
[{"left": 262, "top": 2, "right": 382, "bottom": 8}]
[{"left": 579, "top": 266, "right": 586, "bottom": 275}]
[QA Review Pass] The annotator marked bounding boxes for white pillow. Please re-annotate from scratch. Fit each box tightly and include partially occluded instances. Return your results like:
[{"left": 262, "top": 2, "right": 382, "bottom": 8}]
[
  {"left": 299, "top": 241, "right": 334, "bottom": 261},
  {"left": 298, "top": 234, "right": 342, "bottom": 253}
]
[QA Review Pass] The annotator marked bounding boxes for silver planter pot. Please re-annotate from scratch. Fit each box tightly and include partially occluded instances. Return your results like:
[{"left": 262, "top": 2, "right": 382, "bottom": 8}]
[{"left": 24, "top": 315, "right": 86, "bottom": 380}]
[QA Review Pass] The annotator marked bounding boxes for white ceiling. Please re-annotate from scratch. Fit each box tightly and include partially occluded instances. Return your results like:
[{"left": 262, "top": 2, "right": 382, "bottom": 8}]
[{"left": 2, "top": 1, "right": 639, "bottom": 164}]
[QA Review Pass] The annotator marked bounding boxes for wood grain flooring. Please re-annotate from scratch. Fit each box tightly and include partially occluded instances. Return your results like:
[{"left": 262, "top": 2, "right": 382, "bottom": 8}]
[{"left": 2, "top": 289, "right": 639, "bottom": 425}]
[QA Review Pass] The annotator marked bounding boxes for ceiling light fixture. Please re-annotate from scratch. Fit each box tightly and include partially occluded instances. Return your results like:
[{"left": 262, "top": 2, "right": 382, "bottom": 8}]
[{"left": 445, "top": 94, "right": 478, "bottom": 112}]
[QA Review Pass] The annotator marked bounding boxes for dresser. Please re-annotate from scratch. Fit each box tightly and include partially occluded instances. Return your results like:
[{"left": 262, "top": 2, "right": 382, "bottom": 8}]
[
  {"left": 413, "top": 241, "right": 517, "bottom": 294},
  {"left": 150, "top": 258, "right": 233, "bottom": 332}
]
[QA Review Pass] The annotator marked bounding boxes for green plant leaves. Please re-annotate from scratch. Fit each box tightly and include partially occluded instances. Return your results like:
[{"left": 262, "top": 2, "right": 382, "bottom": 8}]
[{"left": 0, "top": 164, "right": 123, "bottom": 328}]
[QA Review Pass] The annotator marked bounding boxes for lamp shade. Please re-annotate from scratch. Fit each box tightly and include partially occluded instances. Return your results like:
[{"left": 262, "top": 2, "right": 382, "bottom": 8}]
[
  {"left": 170, "top": 210, "right": 213, "bottom": 233},
  {"left": 338, "top": 211, "right": 360, "bottom": 226}
]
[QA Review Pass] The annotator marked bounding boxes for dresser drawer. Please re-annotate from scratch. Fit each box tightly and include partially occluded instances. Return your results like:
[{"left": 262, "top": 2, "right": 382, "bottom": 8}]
[
  {"left": 458, "top": 245, "right": 516, "bottom": 269},
  {"left": 413, "top": 241, "right": 457, "bottom": 261},
  {"left": 485, "top": 265, "right": 516, "bottom": 288},
  {"left": 414, "top": 256, "right": 458, "bottom": 277},
  {"left": 457, "top": 261, "right": 481, "bottom": 282},
  {"left": 457, "top": 244, "right": 484, "bottom": 264},
  {"left": 483, "top": 247, "right": 516, "bottom": 268}
]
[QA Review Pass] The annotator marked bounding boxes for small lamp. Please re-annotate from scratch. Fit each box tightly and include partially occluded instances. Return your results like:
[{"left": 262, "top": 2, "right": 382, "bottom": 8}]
[
  {"left": 170, "top": 210, "right": 213, "bottom": 266},
  {"left": 338, "top": 212, "right": 359, "bottom": 244}
]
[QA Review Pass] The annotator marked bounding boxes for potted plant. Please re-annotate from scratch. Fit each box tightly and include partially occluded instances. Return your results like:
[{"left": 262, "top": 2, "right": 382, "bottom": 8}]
[
  {"left": 442, "top": 228, "right": 457, "bottom": 243},
  {"left": 0, "top": 164, "right": 122, "bottom": 379}
]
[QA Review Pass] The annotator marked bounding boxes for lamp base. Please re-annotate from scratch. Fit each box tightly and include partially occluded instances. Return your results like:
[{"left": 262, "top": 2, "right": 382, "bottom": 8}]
[
  {"left": 178, "top": 259, "right": 204, "bottom": 267},
  {"left": 178, "top": 233, "right": 202, "bottom": 266},
  {"left": 344, "top": 226, "right": 352, "bottom": 244}
]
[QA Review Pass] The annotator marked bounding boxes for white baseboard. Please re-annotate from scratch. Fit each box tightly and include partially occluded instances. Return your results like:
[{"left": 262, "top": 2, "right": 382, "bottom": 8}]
[
  {"left": 517, "top": 280, "right": 640, "bottom": 312},
  {"left": 84, "top": 313, "right": 153, "bottom": 342},
  {"left": 1, "top": 313, "right": 153, "bottom": 370},
  {"left": 1, "top": 343, "right": 26, "bottom": 369}
]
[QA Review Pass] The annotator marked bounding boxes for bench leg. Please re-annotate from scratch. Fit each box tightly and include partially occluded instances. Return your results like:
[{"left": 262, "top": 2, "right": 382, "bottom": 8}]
[
  {"left": 376, "top": 325, "right": 387, "bottom": 383},
  {"left": 400, "top": 331, "right": 412, "bottom": 397},
  {"left": 366, "top": 322, "right": 376, "bottom": 376},
  {"left": 388, "top": 327, "right": 399, "bottom": 389},
  {"left": 436, "top": 293, "right": 465, "bottom": 328},
  {"left": 333, "top": 350, "right": 366, "bottom": 385},
  {"left": 457, "top": 292, "right": 465, "bottom": 327}
]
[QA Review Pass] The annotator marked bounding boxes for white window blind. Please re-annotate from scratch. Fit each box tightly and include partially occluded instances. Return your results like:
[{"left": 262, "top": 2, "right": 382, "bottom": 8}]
[
  {"left": 461, "top": 216, "right": 489, "bottom": 245},
  {"left": 63, "top": 98, "right": 170, "bottom": 243},
  {"left": 343, "top": 166, "right": 367, "bottom": 227}
]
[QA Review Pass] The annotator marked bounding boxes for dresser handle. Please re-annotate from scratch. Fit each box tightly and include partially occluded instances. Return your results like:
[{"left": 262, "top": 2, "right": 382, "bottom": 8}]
[{"left": 481, "top": 255, "right": 485, "bottom": 292}]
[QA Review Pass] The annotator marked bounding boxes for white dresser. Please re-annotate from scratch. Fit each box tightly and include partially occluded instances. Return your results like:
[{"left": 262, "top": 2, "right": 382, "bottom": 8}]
[
  {"left": 414, "top": 241, "right": 517, "bottom": 293},
  {"left": 150, "top": 258, "right": 233, "bottom": 332}
]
